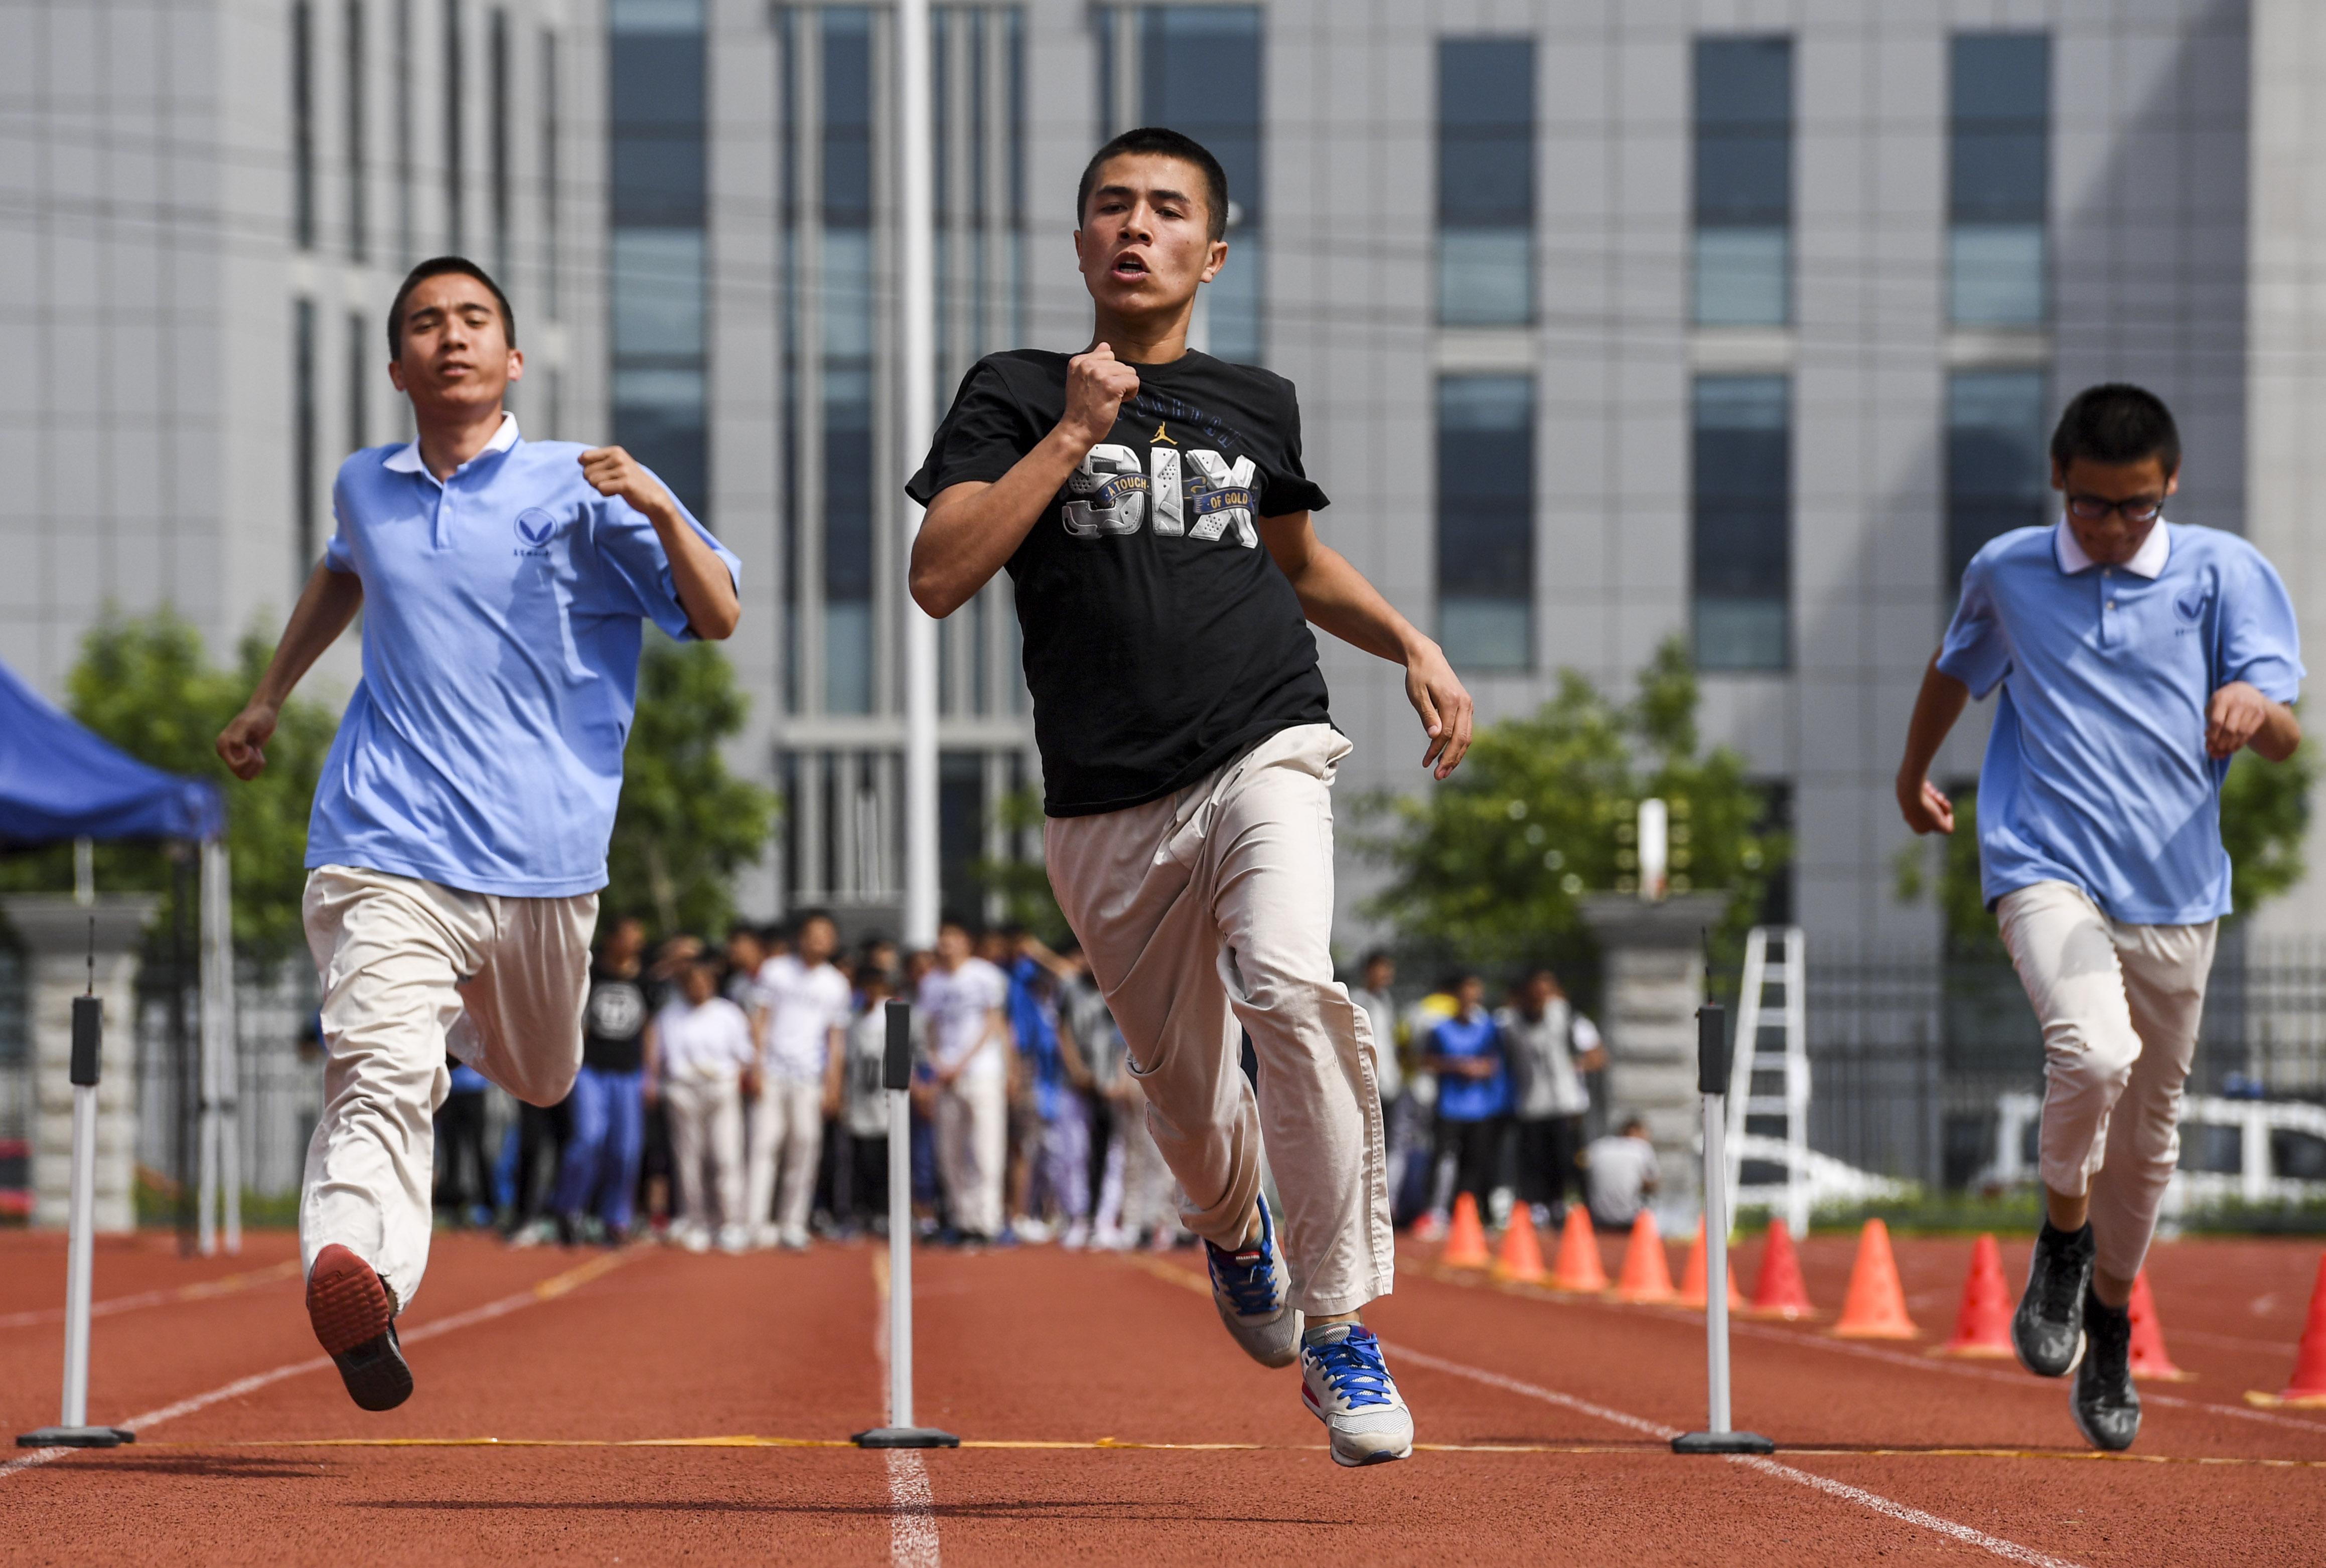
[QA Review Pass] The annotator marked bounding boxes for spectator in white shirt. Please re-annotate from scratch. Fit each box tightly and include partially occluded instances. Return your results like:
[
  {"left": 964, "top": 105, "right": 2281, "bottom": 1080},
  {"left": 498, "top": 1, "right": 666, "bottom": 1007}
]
[
  {"left": 747, "top": 910, "right": 850, "bottom": 1249},
  {"left": 1500, "top": 967, "right": 1607, "bottom": 1228},
  {"left": 1583, "top": 1116, "right": 1660, "bottom": 1231},
  {"left": 644, "top": 958, "right": 757, "bottom": 1253},
  {"left": 917, "top": 916, "right": 1012, "bottom": 1241}
]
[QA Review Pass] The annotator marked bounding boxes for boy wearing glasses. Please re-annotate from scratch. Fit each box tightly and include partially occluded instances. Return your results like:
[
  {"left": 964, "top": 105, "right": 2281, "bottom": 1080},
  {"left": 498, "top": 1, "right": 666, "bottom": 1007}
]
[{"left": 1896, "top": 383, "right": 2302, "bottom": 1452}]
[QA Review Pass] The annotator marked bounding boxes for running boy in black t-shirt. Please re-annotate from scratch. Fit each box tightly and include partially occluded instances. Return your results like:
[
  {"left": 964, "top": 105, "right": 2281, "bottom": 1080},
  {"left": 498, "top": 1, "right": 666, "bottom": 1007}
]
[{"left": 907, "top": 126, "right": 1474, "bottom": 1467}]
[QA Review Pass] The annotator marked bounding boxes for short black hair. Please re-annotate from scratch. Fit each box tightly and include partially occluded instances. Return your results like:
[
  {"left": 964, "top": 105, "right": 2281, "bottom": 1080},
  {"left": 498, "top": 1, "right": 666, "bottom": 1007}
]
[
  {"left": 2050, "top": 383, "right": 2180, "bottom": 477},
  {"left": 387, "top": 255, "right": 516, "bottom": 357},
  {"left": 1359, "top": 949, "right": 1393, "bottom": 971},
  {"left": 938, "top": 912, "right": 972, "bottom": 936},
  {"left": 1076, "top": 127, "right": 1230, "bottom": 243},
  {"left": 791, "top": 907, "right": 837, "bottom": 935}
]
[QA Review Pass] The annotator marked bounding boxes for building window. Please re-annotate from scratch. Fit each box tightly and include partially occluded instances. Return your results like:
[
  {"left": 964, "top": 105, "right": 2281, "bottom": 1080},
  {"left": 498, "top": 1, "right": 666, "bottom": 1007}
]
[
  {"left": 609, "top": 0, "right": 706, "bottom": 517},
  {"left": 395, "top": 0, "right": 414, "bottom": 262},
  {"left": 443, "top": 0, "right": 465, "bottom": 251},
  {"left": 292, "top": 1, "right": 316, "bottom": 249},
  {"left": 347, "top": 310, "right": 370, "bottom": 452},
  {"left": 1436, "top": 375, "right": 1533, "bottom": 671},
  {"left": 1947, "top": 369, "right": 2049, "bottom": 589},
  {"left": 344, "top": 1, "right": 367, "bottom": 260},
  {"left": 821, "top": 8, "right": 874, "bottom": 715},
  {"left": 1692, "top": 374, "right": 1790, "bottom": 671},
  {"left": 489, "top": 8, "right": 511, "bottom": 280},
  {"left": 1435, "top": 38, "right": 1533, "bottom": 328},
  {"left": 540, "top": 27, "right": 559, "bottom": 318},
  {"left": 1949, "top": 34, "right": 2049, "bottom": 327},
  {"left": 1139, "top": 6, "right": 1262, "bottom": 363},
  {"left": 1692, "top": 36, "right": 1790, "bottom": 328},
  {"left": 294, "top": 299, "right": 318, "bottom": 577}
]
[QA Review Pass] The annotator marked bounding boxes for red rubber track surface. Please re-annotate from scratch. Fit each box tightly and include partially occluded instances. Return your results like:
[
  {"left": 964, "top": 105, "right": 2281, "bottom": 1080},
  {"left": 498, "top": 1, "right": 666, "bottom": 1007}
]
[{"left": 3, "top": 1226, "right": 2322, "bottom": 1565}]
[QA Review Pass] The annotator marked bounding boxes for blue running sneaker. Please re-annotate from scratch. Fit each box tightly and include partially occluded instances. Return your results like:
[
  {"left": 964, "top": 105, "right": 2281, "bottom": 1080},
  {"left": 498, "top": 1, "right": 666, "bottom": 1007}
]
[
  {"left": 1299, "top": 1323, "right": 1414, "bottom": 1466},
  {"left": 1204, "top": 1195, "right": 1303, "bottom": 1367}
]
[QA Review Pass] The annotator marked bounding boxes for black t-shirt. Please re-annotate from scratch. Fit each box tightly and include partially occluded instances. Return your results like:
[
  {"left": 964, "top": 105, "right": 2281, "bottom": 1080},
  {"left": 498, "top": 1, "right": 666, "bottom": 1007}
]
[
  {"left": 580, "top": 964, "right": 649, "bottom": 1073},
  {"left": 907, "top": 349, "right": 1334, "bottom": 816}
]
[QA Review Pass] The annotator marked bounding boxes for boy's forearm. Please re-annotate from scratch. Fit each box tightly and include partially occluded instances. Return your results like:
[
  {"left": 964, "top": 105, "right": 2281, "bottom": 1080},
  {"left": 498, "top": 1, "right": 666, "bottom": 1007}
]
[
  {"left": 1278, "top": 536, "right": 1421, "bottom": 666},
  {"left": 640, "top": 496, "right": 740, "bottom": 641},
  {"left": 252, "top": 564, "right": 364, "bottom": 709},
  {"left": 910, "top": 428, "right": 1089, "bottom": 617},
  {"left": 1897, "top": 655, "right": 1970, "bottom": 786},
  {"left": 2255, "top": 701, "right": 2302, "bottom": 763}
]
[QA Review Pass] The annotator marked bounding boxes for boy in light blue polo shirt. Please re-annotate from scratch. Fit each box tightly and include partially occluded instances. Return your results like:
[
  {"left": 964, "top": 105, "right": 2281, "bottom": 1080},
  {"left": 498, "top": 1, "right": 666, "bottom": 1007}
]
[
  {"left": 1896, "top": 384, "right": 2301, "bottom": 1452},
  {"left": 216, "top": 257, "right": 740, "bottom": 1413}
]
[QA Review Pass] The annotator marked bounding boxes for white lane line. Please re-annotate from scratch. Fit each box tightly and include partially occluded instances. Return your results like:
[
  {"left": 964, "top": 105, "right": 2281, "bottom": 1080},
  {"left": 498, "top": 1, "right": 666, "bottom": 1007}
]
[
  {"left": 0, "top": 1261, "right": 304, "bottom": 1332},
  {"left": 1388, "top": 1343, "right": 2088, "bottom": 1568},
  {"left": 3, "top": 1250, "right": 637, "bottom": 1483},
  {"left": 885, "top": 1450, "right": 942, "bottom": 1568},
  {"left": 871, "top": 1248, "right": 941, "bottom": 1568}
]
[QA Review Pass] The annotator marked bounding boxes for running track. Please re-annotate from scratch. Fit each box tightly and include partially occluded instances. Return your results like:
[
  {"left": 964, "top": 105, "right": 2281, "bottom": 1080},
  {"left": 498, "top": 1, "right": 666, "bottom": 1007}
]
[{"left": 4, "top": 1228, "right": 2321, "bottom": 1565}]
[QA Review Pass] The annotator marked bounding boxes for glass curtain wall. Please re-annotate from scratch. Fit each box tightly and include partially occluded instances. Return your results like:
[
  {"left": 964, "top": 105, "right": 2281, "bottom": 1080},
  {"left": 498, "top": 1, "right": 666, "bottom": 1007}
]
[
  {"left": 1135, "top": 6, "right": 1262, "bottom": 362},
  {"left": 1947, "top": 370, "right": 2049, "bottom": 589},
  {"left": 1692, "top": 37, "right": 1791, "bottom": 327},
  {"left": 1692, "top": 374, "right": 1790, "bottom": 670},
  {"left": 1436, "top": 375, "right": 1534, "bottom": 671},
  {"left": 1949, "top": 34, "right": 2049, "bottom": 327},
  {"left": 1436, "top": 38, "right": 1534, "bottom": 328},
  {"left": 609, "top": 0, "right": 707, "bottom": 517}
]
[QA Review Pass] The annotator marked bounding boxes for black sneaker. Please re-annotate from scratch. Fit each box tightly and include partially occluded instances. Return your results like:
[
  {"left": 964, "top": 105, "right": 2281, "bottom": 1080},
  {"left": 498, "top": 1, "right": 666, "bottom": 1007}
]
[
  {"left": 2012, "top": 1220, "right": 2094, "bottom": 1378},
  {"left": 307, "top": 1244, "right": 414, "bottom": 1412},
  {"left": 2072, "top": 1284, "right": 2140, "bottom": 1451}
]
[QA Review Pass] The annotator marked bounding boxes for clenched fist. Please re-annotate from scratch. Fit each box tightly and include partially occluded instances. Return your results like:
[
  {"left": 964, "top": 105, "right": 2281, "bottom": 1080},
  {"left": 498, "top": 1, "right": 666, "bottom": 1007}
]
[
  {"left": 579, "top": 444, "right": 679, "bottom": 524},
  {"left": 1059, "top": 343, "right": 1141, "bottom": 454}
]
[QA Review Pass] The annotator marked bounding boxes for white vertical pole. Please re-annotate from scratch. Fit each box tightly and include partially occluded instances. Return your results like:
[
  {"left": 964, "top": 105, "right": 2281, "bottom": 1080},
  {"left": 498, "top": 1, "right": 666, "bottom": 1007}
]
[
  {"left": 1703, "top": 1089, "right": 1731, "bottom": 1435},
  {"left": 60, "top": 1080, "right": 97, "bottom": 1428},
  {"left": 201, "top": 840, "right": 242, "bottom": 1255},
  {"left": 897, "top": 0, "right": 939, "bottom": 952},
  {"left": 888, "top": 1081, "right": 914, "bottom": 1430}
]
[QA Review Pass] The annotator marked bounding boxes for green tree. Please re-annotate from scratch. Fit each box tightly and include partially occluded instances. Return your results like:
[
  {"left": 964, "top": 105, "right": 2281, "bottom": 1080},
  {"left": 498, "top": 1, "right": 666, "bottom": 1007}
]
[
  {"left": 1898, "top": 734, "right": 2316, "bottom": 946},
  {"left": 603, "top": 630, "right": 778, "bottom": 939},
  {"left": 1358, "top": 637, "right": 1786, "bottom": 973},
  {"left": 0, "top": 609, "right": 338, "bottom": 959},
  {"left": 971, "top": 786, "right": 1072, "bottom": 946}
]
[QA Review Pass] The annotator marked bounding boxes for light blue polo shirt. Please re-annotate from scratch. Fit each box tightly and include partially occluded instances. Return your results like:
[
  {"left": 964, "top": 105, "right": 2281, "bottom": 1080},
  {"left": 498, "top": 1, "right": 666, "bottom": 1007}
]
[
  {"left": 307, "top": 414, "right": 741, "bottom": 897},
  {"left": 1939, "top": 518, "right": 2302, "bottom": 924}
]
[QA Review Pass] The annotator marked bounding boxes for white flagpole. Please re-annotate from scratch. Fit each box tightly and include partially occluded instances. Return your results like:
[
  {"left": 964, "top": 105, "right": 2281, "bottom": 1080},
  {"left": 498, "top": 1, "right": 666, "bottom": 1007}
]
[{"left": 897, "top": 0, "right": 939, "bottom": 951}]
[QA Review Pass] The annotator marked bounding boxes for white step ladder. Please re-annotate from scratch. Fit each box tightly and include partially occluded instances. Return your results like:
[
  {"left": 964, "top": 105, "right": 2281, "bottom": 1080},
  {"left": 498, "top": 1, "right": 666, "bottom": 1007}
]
[{"left": 1725, "top": 926, "right": 1809, "bottom": 1237}]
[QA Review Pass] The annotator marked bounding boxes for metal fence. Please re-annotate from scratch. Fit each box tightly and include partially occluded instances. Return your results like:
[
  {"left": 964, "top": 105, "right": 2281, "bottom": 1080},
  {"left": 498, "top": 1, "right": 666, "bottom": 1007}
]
[{"left": 1799, "top": 935, "right": 2326, "bottom": 1190}]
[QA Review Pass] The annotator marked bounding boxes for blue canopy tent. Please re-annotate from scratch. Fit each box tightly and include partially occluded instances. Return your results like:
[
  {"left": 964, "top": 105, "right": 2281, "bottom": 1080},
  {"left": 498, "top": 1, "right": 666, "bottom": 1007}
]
[{"left": 0, "top": 655, "right": 241, "bottom": 1251}]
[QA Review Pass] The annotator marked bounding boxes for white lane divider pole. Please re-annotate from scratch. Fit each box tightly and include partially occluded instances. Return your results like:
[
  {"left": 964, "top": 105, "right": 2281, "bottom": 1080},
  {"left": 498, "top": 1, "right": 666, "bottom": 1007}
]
[
  {"left": 1673, "top": 968, "right": 1774, "bottom": 1457},
  {"left": 854, "top": 999, "right": 957, "bottom": 1450},
  {"left": 19, "top": 948, "right": 135, "bottom": 1451}
]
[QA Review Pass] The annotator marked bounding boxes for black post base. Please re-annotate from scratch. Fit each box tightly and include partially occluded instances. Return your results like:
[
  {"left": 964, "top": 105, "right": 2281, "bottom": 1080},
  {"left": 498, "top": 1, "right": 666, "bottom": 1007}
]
[
  {"left": 1671, "top": 1430, "right": 1774, "bottom": 1455},
  {"left": 17, "top": 1427, "right": 136, "bottom": 1449},
  {"left": 852, "top": 1427, "right": 960, "bottom": 1449}
]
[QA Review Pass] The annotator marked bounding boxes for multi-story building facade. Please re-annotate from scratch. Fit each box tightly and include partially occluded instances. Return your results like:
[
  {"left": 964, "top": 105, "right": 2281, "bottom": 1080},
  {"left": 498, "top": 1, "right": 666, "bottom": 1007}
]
[{"left": 11, "top": 0, "right": 2326, "bottom": 959}]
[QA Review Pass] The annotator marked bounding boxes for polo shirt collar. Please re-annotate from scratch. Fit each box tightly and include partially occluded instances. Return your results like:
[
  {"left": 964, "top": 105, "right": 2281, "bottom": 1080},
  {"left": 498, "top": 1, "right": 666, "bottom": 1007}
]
[
  {"left": 383, "top": 410, "right": 521, "bottom": 476},
  {"left": 2053, "top": 515, "right": 2169, "bottom": 579}
]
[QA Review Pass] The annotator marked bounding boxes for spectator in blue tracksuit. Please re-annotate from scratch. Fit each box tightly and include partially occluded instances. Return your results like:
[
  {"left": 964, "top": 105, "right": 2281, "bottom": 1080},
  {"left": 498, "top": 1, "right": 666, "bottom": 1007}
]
[
  {"left": 1425, "top": 973, "right": 1510, "bottom": 1213},
  {"left": 433, "top": 1060, "right": 492, "bottom": 1227},
  {"left": 554, "top": 915, "right": 651, "bottom": 1243}
]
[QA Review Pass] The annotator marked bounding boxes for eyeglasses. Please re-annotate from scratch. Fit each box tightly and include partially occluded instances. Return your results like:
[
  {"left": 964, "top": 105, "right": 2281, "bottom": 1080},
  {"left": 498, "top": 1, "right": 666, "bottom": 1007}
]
[{"left": 2065, "top": 493, "right": 2165, "bottom": 525}]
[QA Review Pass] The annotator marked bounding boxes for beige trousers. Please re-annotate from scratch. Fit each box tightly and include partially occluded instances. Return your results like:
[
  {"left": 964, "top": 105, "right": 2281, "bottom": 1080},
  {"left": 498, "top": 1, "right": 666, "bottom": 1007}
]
[
  {"left": 1997, "top": 880, "right": 2218, "bottom": 1282},
  {"left": 936, "top": 1069, "right": 1008, "bottom": 1238},
  {"left": 746, "top": 1075, "right": 824, "bottom": 1241},
  {"left": 664, "top": 1075, "right": 745, "bottom": 1233},
  {"left": 300, "top": 865, "right": 596, "bottom": 1308},
  {"left": 1045, "top": 723, "right": 1391, "bottom": 1316}
]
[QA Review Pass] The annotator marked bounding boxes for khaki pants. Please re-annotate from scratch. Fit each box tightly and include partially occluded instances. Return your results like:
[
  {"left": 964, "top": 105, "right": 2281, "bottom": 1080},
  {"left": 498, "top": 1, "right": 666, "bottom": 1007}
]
[
  {"left": 664, "top": 1075, "right": 745, "bottom": 1233},
  {"left": 746, "top": 1075, "right": 824, "bottom": 1242},
  {"left": 300, "top": 865, "right": 596, "bottom": 1309},
  {"left": 1998, "top": 880, "right": 2218, "bottom": 1283},
  {"left": 1045, "top": 723, "right": 1391, "bottom": 1316},
  {"left": 936, "top": 1069, "right": 1008, "bottom": 1238}
]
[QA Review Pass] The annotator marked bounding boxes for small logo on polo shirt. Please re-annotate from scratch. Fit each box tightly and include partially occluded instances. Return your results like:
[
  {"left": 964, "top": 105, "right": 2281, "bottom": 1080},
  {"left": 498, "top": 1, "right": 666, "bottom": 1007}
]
[
  {"left": 2174, "top": 586, "right": 2209, "bottom": 624},
  {"left": 514, "top": 508, "right": 559, "bottom": 546}
]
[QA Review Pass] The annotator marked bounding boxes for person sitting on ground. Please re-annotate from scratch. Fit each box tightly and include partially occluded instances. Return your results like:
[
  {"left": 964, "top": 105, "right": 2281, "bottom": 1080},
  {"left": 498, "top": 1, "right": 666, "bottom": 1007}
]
[
  {"left": 644, "top": 956, "right": 756, "bottom": 1255},
  {"left": 1582, "top": 1116, "right": 1659, "bottom": 1231}
]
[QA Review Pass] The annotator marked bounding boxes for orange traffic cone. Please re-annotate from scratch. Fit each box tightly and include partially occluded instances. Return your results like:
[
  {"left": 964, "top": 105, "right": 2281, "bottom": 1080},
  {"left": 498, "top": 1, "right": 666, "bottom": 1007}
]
[
  {"left": 1549, "top": 1207, "right": 1609, "bottom": 1293},
  {"left": 1829, "top": 1218, "right": 1919, "bottom": 1339},
  {"left": 1747, "top": 1218, "right": 1815, "bottom": 1320},
  {"left": 1610, "top": 1211, "right": 1676, "bottom": 1303},
  {"left": 1441, "top": 1192, "right": 1491, "bottom": 1270},
  {"left": 1932, "top": 1233, "right": 2013, "bottom": 1357},
  {"left": 2126, "top": 1270, "right": 2192, "bottom": 1382},
  {"left": 1676, "top": 1218, "right": 1746, "bottom": 1310},
  {"left": 2247, "top": 1252, "right": 2326, "bottom": 1408},
  {"left": 1494, "top": 1208, "right": 1546, "bottom": 1284}
]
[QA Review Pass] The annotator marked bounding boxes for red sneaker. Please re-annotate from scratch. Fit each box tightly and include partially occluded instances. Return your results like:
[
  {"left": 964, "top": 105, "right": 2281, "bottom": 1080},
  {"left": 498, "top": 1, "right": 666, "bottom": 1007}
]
[{"left": 306, "top": 1245, "right": 412, "bottom": 1412}]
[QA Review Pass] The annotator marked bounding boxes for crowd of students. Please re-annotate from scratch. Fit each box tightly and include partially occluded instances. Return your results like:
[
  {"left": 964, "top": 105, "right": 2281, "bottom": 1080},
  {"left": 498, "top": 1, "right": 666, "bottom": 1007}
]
[{"left": 433, "top": 921, "right": 1666, "bottom": 1251}]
